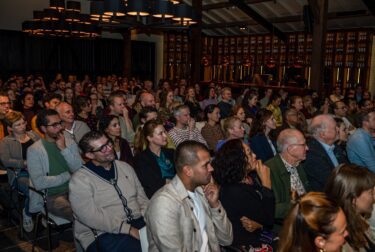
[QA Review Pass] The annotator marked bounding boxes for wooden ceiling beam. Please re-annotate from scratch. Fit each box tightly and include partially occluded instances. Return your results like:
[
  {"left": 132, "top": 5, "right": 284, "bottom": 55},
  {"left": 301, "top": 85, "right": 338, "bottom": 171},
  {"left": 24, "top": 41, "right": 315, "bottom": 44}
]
[
  {"left": 202, "top": 10, "right": 370, "bottom": 29},
  {"left": 228, "top": 0, "right": 287, "bottom": 41},
  {"left": 203, "top": 0, "right": 273, "bottom": 11},
  {"left": 361, "top": 0, "right": 375, "bottom": 16}
]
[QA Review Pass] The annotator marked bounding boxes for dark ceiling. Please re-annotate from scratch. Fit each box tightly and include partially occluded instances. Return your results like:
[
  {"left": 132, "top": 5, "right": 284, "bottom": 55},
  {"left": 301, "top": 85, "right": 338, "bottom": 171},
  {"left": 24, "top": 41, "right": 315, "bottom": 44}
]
[{"left": 184, "top": 0, "right": 375, "bottom": 36}]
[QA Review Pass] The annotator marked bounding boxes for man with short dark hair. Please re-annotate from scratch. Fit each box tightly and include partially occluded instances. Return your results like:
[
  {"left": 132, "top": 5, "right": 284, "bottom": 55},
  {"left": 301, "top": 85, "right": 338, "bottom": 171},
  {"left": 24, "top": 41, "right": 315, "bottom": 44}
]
[
  {"left": 27, "top": 109, "right": 82, "bottom": 220},
  {"left": 145, "top": 141, "right": 233, "bottom": 251},
  {"left": 332, "top": 100, "right": 355, "bottom": 133},
  {"left": 347, "top": 109, "right": 375, "bottom": 173},
  {"left": 31, "top": 93, "right": 62, "bottom": 138},
  {"left": 70, "top": 131, "right": 148, "bottom": 252}
]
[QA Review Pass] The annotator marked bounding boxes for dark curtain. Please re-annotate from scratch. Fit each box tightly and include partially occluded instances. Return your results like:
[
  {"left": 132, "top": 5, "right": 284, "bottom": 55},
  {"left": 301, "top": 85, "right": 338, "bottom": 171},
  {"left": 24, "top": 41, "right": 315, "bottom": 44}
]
[
  {"left": 131, "top": 41, "right": 155, "bottom": 82},
  {"left": 0, "top": 29, "right": 124, "bottom": 80}
]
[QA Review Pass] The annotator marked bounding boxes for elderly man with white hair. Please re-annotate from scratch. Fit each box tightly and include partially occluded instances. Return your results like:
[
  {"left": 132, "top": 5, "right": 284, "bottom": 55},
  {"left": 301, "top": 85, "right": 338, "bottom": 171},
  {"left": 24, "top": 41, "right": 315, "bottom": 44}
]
[
  {"left": 303, "top": 114, "right": 348, "bottom": 192},
  {"left": 265, "top": 128, "right": 310, "bottom": 234}
]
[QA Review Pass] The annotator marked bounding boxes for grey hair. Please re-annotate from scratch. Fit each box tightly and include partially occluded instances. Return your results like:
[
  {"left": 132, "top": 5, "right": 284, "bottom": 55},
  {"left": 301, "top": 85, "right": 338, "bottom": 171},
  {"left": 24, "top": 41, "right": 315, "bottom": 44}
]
[
  {"left": 309, "top": 114, "right": 335, "bottom": 138},
  {"left": 276, "top": 135, "right": 298, "bottom": 153},
  {"left": 173, "top": 104, "right": 189, "bottom": 118}
]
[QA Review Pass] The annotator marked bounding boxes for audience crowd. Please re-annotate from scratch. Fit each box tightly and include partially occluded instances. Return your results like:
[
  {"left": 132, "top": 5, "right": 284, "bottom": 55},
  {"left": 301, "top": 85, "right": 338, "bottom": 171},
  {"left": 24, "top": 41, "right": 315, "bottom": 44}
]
[{"left": 0, "top": 73, "right": 375, "bottom": 252}]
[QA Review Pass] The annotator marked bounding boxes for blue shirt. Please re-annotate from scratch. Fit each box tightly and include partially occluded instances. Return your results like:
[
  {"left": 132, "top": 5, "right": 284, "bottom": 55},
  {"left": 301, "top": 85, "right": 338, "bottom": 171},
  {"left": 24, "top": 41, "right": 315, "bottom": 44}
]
[
  {"left": 317, "top": 140, "right": 339, "bottom": 167},
  {"left": 151, "top": 150, "right": 175, "bottom": 179},
  {"left": 347, "top": 128, "right": 375, "bottom": 173}
]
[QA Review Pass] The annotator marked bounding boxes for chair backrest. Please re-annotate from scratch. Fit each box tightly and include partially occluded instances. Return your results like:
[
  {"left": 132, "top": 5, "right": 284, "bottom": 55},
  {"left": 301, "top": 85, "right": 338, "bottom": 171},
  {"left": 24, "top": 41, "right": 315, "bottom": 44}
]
[{"left": 139, "top": 226, "right": 149, "bottom": 252}]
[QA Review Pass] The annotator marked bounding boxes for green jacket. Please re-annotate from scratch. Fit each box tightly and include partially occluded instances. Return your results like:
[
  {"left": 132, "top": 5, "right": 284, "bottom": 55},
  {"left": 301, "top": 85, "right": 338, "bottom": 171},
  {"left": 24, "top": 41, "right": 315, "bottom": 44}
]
[{"left": 265, "top": 154, "right": 310, "bottom": 233}]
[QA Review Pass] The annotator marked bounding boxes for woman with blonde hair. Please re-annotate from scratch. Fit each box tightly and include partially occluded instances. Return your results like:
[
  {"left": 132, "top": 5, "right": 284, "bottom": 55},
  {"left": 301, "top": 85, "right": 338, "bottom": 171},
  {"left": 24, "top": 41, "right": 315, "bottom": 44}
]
[
  {"left": 216, "top": 116, "right": 245, "bottom": 151},
  {"left": 278, "top": 192, "right": 348, "bottom": 252},
  {"left": 325, "top": 164, "right": 375, "bottom": 251},
  {"left": 0, "top": 111, "right": 40, "bottom": 232}
]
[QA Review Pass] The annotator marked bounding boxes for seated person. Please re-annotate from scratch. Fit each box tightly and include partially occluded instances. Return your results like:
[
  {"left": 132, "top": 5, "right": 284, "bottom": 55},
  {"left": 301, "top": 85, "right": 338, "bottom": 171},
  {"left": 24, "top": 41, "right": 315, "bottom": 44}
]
[
  {"left": 27, "top": 109, "right": 82, "bottom": 220},
  {"left": 303, "top": 114, "right": 348, "bottom": 192},
  {"left": 201, "top": 105, "right": 224, "bottom": 152},
  {"left": 134, "top": 120, "right": 175, "bottom": 199},
  {"left": 347, "top": 109, "right": 375, "bottom": 173},
  {"left": 145, "top": 141, "right": 233, "bottom": 251},
  {"left": 70, "top": 131, "right": 149, "bottom": 252},
  {"left": 213, "top": 139, "right": 275, "bottom": 250},
  {"left": 98, "top": 114, "right": 134, "bottom": 167},
  {"left": 249, "top": 109, "right": 277, "bottom": 162},
  {"left": 265, "top": 128, "right": 310, "bottom": 234},
  {"left": 168, "top": 105, "right": 207, "bottom": 147},
  {"left": 216, "top": 116, "right": 245, "bottom": 151},
  {"left": 0, "top": 111, "right": 40, "bottom": 232}
]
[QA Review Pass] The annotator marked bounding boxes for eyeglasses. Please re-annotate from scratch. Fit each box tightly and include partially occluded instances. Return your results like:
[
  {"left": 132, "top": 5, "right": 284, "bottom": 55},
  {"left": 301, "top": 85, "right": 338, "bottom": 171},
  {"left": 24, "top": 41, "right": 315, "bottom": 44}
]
[
  {"left": 45, "top": 121, "right": 63, "bottom": 128},
  {"left": 337, "top": 106, "right": 347, "bottom": 110},
  {"left": 91, "top": 140, "right": 113, "bottom": 153},
  {"left": 0, "top": 102, "right": 11, "bottom": 106}
]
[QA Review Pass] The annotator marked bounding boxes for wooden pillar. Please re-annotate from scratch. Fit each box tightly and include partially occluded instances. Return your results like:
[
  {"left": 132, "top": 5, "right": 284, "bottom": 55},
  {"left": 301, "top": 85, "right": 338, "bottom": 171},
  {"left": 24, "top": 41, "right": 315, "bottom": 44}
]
[
  {"left": 122, "top": 29, "right": 132, "bottom": 78},
  {"left": 309, "top": 0, "right": 328, "bottom": 93},
  {"left": 190, "top": 0, "right": 202, "bottom": 85}
]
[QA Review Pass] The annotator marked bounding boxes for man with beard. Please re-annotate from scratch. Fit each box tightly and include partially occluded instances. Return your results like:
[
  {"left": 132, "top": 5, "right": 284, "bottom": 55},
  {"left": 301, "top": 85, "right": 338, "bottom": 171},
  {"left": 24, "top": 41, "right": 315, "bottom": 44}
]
[
  {"left": 27, "top": 109, "right": 82, "bottom": 220},
  {"left": 145, "top": 141, "right": 233, "bottom": 251},
  {"left": 0, "top": 92, "right": 11, "bottom": 140},
  {"left": 70, "top": 131, "right": 148, "bottom": 252}
]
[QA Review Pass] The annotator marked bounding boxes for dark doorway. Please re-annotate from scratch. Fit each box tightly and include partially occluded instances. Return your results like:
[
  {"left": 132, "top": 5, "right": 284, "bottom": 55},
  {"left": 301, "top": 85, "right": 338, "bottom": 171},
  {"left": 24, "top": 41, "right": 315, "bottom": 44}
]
[{"left": 131, "top": 41, "right": 155, "bottom": 83}]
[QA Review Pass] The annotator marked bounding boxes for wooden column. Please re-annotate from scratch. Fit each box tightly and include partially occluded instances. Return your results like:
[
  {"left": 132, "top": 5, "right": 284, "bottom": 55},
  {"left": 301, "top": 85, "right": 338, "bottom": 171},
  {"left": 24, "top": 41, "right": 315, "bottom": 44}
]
[
  {"left": 190, "top": 0, "right": 202, "bottom": 85},
  {"left": 309, "top": 0, "right": 328, "bottom": 92},
  {"left": 122, "top": 29, "right": 132, "bottom": 78}
]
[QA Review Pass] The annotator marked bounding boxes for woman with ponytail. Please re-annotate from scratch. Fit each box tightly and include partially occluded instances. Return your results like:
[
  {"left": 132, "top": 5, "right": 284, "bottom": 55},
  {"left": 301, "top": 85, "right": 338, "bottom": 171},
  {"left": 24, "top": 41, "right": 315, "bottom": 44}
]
[
  {"left": 278, "top": 192, "right": 348, "bottom": 252},
  {"left": 133, "top": 119, "right": 175, "bottom": 199}
]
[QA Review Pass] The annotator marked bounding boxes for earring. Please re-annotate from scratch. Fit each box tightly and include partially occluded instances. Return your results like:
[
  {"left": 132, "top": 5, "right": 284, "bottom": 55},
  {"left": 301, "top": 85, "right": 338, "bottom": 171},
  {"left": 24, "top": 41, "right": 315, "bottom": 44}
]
[{"left": 319, "top": 249, "right": 326, "bottom": 252}]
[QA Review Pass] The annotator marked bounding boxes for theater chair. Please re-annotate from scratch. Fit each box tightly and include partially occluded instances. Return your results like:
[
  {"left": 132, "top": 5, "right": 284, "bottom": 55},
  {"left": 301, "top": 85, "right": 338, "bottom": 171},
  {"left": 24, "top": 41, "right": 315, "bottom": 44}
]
[{"left": 29, "top": 186, "right": 71, "bottom": 252}]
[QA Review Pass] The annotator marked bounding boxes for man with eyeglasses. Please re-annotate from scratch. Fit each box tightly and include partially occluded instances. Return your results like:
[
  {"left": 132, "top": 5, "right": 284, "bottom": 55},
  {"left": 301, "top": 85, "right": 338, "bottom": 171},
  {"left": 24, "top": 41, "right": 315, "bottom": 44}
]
[
  {"left": 27, "top": 109, "right": 82, "bottom": 221},
  {"left": 265, "top": 128, "right": 311, "bottom": 234},
  {"left": 332, "top": 100, "right": 355, "bottom": 134},
  {"left": 0, "top": 92, "right": 11, "bottom": 140},
  {"left": 69, "top": 131, "right": 148, "bottom": 252},
  {"left": 303, "top": 114, "right": 348, "bottom": 192}
]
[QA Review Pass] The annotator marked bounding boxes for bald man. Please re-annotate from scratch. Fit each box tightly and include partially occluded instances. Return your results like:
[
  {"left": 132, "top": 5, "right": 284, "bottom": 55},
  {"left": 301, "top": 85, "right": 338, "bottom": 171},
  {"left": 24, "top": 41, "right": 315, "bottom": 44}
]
[
  {"left": 265, "top": 128, "right": 310, "bottom": 233},
  {"left": 303, "top": 114, "right": 348, "bottom": 192},
  {"left": 132, "top": 92, "right": 156, "bottom": 128},
  {"left": 56, "top": 102, "right": 90, "bottom": 145}
]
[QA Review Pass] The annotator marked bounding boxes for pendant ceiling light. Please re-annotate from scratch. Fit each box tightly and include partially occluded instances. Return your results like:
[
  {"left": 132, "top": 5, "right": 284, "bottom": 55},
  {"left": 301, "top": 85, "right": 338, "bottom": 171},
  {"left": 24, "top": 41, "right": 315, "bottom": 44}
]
[
  {"left": 172, "top": 3, "right": 192, "bottom": 22},
  {"left": 90, "top": 1, "right": 111, "bottom": 22},
  {"left": 127, "top": 0, "right": 150, "bottom": 16},
  {"left": 23, "top": 0, "right": 101, "bottom": 38},
  {"left": 104, "top": 0, "right": 126, "bottom": 17},
  {"left": 49, "top": 0, "right": 65, "bottom": 11},
  {"left": 43, "top": 9, "right": 60, "bottom": 21},
  {"left": 66, "top": 1, "right": 81, "bottom": 12},
  {"left": 153, "top": 0, "right": 174, "bottom": 18}
]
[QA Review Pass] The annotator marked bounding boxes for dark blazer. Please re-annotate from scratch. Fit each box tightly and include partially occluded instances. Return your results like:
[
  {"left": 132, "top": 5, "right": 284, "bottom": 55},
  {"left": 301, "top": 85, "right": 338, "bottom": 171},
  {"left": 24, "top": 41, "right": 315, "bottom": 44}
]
[
  {"left": 249, "top": 133, "right": 276, "bottom": 163},
  {"left": 220, "top": 175, "right": 275, "bottom": 247},
  {"left": 265, "top": 154, "right": 310, "bottom": 233},
  {"left": 134, "top": 148, "right": 175, "bottom": 199},
  {"left": 117, "top": 137, "right": 135, "bottom": 167},
  {"left": 303, "top": 138, "right": 348, "bottom": 192}
]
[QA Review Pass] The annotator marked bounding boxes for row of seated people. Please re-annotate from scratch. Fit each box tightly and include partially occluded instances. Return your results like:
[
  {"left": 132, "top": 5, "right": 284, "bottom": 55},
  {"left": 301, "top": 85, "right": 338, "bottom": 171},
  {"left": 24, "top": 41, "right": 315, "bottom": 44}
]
[{"left": 0, "top": 83, "right": 375, "bottom": 250}]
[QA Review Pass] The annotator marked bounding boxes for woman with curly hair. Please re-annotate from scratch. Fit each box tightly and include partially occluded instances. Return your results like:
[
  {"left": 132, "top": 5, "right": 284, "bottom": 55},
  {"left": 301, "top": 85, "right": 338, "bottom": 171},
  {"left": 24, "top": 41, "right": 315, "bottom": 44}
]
[
  {"left": 278, "top": 192, "right": 348, "bottom": 252},
  {"left": 249, "top": 109, "right": 277, "bottom": 162},
  {"left": 212, "top": 139, "right": 275, "bottom": 250},
  {"left": 325, "top": 164, "right": 375, "bottom": 251}
]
